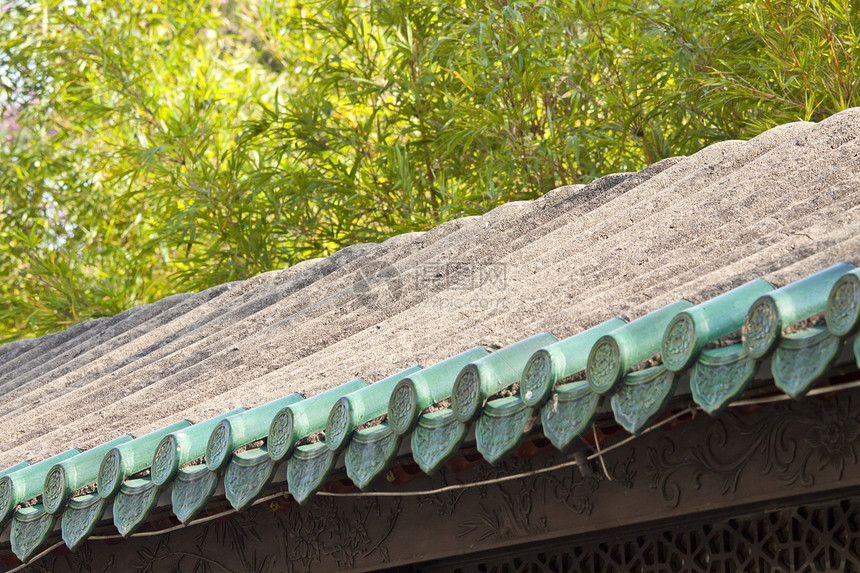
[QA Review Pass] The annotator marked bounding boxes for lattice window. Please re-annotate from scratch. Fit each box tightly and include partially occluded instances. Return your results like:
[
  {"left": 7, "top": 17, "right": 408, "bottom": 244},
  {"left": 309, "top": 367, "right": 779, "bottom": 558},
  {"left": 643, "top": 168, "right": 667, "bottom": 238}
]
[{"left": 441, "top": 497, "right": 860, "bottom": 573}]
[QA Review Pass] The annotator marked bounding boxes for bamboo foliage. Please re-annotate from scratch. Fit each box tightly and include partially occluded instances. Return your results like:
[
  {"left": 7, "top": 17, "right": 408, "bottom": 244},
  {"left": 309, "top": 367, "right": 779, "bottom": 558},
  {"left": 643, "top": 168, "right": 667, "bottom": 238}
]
[{"left": 1, "top": 0, "right": 858, "bottom": 341}]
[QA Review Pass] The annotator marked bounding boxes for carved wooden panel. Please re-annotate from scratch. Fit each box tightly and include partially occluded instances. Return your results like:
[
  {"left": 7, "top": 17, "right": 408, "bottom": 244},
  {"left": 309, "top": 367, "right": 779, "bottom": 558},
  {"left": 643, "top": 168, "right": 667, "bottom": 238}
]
[{"left": 439, "top": 496, "right": 860, "bottom": 572}]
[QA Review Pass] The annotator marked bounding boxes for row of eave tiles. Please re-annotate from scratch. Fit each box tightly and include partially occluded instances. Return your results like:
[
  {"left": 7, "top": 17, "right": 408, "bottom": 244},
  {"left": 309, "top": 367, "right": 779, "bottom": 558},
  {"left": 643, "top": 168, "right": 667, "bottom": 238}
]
[{"left": 2, "top": 262, "right": 860, "bottom": 563}]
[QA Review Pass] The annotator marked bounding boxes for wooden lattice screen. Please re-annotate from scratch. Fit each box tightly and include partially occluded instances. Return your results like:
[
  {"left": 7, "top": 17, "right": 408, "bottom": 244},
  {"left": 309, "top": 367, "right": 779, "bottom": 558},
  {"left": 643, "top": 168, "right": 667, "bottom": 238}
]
[{"left": 421, "top": 496, "right": 860, "bottom": 573}]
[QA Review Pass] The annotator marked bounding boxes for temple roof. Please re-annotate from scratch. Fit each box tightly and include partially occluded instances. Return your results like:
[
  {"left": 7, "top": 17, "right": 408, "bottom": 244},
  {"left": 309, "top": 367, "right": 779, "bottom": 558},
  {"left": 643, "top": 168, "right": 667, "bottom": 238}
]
[{"left": 1, "top": 108, "right": 860, "bottom": 565}]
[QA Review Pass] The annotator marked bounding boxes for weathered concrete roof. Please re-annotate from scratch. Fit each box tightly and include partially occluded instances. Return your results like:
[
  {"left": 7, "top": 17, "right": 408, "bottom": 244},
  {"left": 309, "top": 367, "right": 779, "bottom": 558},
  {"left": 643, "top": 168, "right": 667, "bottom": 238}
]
[{"left": 1, "top": 108, "right": 860, "bottom": 564}]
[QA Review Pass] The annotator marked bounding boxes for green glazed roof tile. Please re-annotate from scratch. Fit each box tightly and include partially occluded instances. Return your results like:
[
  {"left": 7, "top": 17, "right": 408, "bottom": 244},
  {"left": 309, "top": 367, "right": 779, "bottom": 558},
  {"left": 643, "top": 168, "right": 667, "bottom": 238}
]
[
  {"left": 206, "top": 393, "right": 304, "bottom": 472},
  {"left": 388, "top": 347, "right": 488, "bottom": 437},
  {"left": 10, "top": 505, "right": 55, "bottom": 563},
  {"left": 268, "top": 378, "right": 368, "bottom": 463},
  {"left": 587, "top": 300, "right": 692, "bottom": 395},
  {"left": 743, "top": 262, "right": 854, "bottom": 359},
  {"left": 662, "top": 279, "right": 774, "bottom": 372},
  {"left": 521, "top": 319, "right": 625, "bottom": 408},
  {"left": 345, "top": 423, "right": 400, "bottom": 489},
  {"left": 98, "top": 420, "right": 190, "bottom": 500},
  {"left": 151, "top": 408, "right": 245, "bottom": 487},
  {"left": 475, "top": 396, "right": 532, "bottom": 464},
  {"left": 43, "top": 435, "right": 133, "bottom": 515},
  {"left": 0, "top": 449, "right": 80, "bottom": 526},
  {"left": 826, "top": 268, "right": 860, "bottom": 337},
  {"left": 325, "top": 366, "right": 422, "bottom": 454},
  {"left": 855, "top": 335, "right": 860, "bottom": 369},
  {"left": 0, "top": 462, "right": 29, "bottom": 479},
  {"left": 451, "top": 332, "right": 558, "bottom": 423},
  {"left": 61, "top": 493, "right": 107, "bottom": 551},
  {"left": 610, "top": 366, "right": 678, "bottom": 435},
  {"left": 171, "top": 464, "right": 218, "bottom": 524},
  {"left": 690, "top": 344, "right": 756, "bottom": 415},
  {"left": 772, "top": 326, "right": 843, "bottom": 399},
  {"left": 287, "top": 442, "right": 337, "bottom": 504},
  {"left": 540, "top": 381, "right": 599, "bottom": 452},
  {"left": 3, "top": 262, "right": 860, "bottom": 550},
  {"left": 224, "top": 448, "right": 277, "bottom": 512},
  {"left": 411, "top": 409, "right": 467, "bottom": 475},
  {"left": 113, "top": 477, "right": 162, "bottom": 537}
]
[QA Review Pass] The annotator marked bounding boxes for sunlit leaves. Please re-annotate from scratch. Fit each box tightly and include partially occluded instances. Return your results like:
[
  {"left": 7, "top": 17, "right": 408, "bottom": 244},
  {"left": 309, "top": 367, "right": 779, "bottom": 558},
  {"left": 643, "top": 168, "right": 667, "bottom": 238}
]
[{"left": 1, "top": 0, "right": 858, "bottom": 341}]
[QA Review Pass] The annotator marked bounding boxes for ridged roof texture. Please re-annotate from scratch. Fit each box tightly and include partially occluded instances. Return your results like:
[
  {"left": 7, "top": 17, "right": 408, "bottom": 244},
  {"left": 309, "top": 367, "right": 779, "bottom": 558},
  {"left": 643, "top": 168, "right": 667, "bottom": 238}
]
[
  {"left": 1, "top": 108, "right": 860, "bottom": 562},
  {"left": 2, "top": 109, "right": 859, "bottom": 468}
]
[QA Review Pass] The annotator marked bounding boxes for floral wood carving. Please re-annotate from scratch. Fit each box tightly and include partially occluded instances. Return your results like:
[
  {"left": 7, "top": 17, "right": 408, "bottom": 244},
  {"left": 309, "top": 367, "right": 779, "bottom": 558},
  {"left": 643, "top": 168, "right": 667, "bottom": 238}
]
[
  {"left": 457, "top": 451, "right": 635, "bottom": 542},
  {"left": 416, "top": 472, "right": 468, "bottom": 516},
  {"left": 131, "top": 531, "right": 276, "bottom": 573},
  {"left": 457, "top": 487, "right": 548, "bottom": 541},
  {"left": 277, "top": 496, "right": 402, "bottom": 572},
  {"left": 646, "top": 396, "right": 860, "bottom": 508}
]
